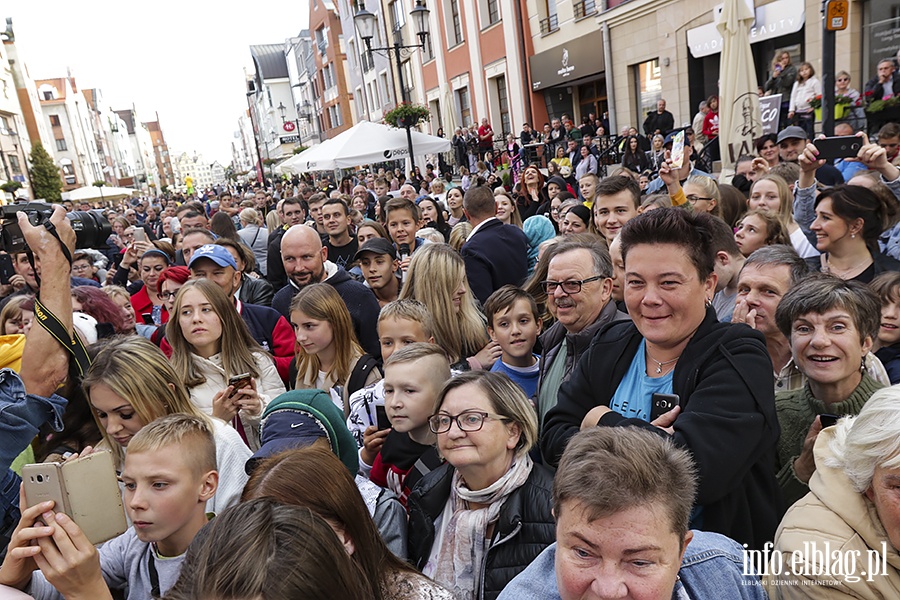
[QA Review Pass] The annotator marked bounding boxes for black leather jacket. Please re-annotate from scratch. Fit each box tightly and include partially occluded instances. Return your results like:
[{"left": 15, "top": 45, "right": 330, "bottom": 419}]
[{"left": 407, "top": 462, "right": 555, "bottom": 600}]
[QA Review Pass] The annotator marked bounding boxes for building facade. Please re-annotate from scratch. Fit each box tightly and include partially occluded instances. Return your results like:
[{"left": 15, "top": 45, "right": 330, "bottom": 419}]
[
  {"left": 0, "top": 31, "right": 31, "bottom": 198},
  {"left": 145, "top": 117, "right": 175, "bottom": 190},
  {"left": 115, "top": 106, "right": 160, "bottom": 193},
  {"left": 309, "top": 0, "right": 355, "bottom": 138}
]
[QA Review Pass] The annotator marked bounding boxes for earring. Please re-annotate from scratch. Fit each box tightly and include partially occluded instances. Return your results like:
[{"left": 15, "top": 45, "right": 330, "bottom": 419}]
[
  {"left": 851, "top": 233, "right": 856, "bottom": 239},
  {"left": 861, "top": 357, "right": 866, "bottom": 373},
  {"left": 705, "top": 297, "right": 713, "bottom": 308}
]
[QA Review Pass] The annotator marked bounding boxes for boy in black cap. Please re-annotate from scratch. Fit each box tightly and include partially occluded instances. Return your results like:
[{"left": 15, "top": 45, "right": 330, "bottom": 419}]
[{"left": 355, "top": 238, "right": 401, "bottom": 307}]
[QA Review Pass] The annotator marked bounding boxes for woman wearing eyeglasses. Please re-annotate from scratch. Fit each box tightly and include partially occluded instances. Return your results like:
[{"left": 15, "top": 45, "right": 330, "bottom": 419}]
[
  {"left": 542, "top": 208, "right": 781, "bottom": 551},
  {"left": 407, "top": 371, "right": 555, "bottom": 600}
]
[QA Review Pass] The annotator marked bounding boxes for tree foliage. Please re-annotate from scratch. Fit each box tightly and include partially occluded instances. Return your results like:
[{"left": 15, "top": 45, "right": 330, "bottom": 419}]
[{"left": 28, "top": 143, "right": 62, "bottom": 202}]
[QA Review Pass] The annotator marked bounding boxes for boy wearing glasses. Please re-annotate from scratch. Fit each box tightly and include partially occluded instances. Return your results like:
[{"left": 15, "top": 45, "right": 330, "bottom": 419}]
[{"left": 363, "top": 343, "right": 450, "bottom": 506}]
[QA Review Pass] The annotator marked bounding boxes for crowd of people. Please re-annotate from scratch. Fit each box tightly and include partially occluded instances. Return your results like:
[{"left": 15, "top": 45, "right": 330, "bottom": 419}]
[{"left": 2, "top": 52, "right": 900, "bottom": 599}]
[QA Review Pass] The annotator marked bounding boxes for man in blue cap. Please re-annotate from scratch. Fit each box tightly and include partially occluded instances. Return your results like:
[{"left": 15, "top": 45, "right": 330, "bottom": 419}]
[{"left": 188, "top": 245, "right": 294, "bottom": 384}]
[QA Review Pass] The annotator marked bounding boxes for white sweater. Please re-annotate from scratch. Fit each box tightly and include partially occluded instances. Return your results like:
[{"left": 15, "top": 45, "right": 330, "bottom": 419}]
[
  {"left": 188, "top": 351, "right": 286, "bottom": 451},
  {"left": 789, "top": 77, "right": 822, "bottom": 113}
]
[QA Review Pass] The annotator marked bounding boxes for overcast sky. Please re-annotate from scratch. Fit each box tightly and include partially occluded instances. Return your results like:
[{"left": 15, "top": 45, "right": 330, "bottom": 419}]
[{"left": 7, "top": 0, "right": 309, "bottom": 165}]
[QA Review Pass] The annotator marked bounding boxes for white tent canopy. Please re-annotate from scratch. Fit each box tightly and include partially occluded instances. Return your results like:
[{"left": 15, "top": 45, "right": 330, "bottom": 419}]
[
  {"left": 278, "top": 121, "right": 451, "bottom": 173},
  {"left": 62, "top": 185, "right": 137, "bottom": 203}
]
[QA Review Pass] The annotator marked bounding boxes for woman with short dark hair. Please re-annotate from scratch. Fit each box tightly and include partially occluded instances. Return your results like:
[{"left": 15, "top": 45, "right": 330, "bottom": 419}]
[
  {"left": 773, "top": 274, "right": 884, "bottom": 506},
  {"left": 542, "top": 208, "right": 781, "bottom": 550}
]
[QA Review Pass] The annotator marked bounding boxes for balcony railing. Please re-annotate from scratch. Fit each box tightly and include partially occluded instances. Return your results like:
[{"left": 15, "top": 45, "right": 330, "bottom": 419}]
[
  {"left": 539, "top": 14, "right": 558, "bottom": 35},
  {"left": 574, "top": 0, "right": 596, "bottom": 19}
]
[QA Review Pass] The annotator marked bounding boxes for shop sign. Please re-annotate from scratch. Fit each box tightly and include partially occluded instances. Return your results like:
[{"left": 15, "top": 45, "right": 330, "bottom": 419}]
[
  {"left": 687, "top": 0, "right": 805, "bottom": 58},
  {"left": 759, "top": 94, "right": 782, "bottom": 135},
  {"left": 529, "top": 33, "right": 605, "bottom": 91}
]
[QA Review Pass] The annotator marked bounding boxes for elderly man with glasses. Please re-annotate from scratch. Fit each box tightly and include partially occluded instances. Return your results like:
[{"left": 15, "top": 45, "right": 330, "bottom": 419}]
[{"left": 534, "top": 237, "right": 628, "bottom": 426}]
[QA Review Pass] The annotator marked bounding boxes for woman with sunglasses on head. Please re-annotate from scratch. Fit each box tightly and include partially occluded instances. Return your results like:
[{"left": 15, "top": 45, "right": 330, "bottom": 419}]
[{"left": 408, "top": 371, "right": 555, "bottom": 600}]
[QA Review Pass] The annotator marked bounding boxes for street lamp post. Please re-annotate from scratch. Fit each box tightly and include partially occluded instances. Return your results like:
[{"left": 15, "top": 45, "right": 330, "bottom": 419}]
[{"left": 354, "top": 0, "right": 430, "bottom": 174}]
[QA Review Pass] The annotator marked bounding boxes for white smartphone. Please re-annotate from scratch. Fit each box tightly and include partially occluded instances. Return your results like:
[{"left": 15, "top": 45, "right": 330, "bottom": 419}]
[
  {"left": 671, "top": 130, "right": 686, "bottom": 169},
  {"left": 22, "top": 451, "right": 128, "bottom": 545}
]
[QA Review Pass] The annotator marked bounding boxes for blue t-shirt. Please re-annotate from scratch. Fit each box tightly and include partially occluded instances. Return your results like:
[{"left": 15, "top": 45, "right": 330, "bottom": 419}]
[
  {"left": 491, "top": 356, "right": 541, "bottom": 398},
  {"left": 609, "top": 339, "right": 674, "bottom": 421}
]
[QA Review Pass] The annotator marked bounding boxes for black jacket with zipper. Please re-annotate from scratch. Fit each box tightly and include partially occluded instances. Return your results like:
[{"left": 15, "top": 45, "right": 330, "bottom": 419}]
[
  {"left": 542, "top": 307, "right": 781, "bottom": 550},
  {"left": 407, "top": 462, "right": 555, "bottom": 600}
]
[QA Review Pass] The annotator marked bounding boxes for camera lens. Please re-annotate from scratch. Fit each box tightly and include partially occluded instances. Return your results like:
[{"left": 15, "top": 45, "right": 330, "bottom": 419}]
[
  {"left": 36, "top": 474, "right": 44, "bottom": 483},
  {"left": 66, "top": 210, "right": 112, "bottom": 249}
]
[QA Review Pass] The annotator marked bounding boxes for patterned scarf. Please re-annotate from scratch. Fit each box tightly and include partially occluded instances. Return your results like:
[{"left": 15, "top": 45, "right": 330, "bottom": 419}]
[{"left": 432, "top": 455, "right": 533, "bottom": 600}]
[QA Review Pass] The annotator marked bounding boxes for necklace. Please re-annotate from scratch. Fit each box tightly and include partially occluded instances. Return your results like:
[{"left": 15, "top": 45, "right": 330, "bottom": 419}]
[
  {"left": 646, "top": 348, "right": 681, "bottom": 374},
  {"left": 825, "top": 253, "right": 872, "bottom": 278}
]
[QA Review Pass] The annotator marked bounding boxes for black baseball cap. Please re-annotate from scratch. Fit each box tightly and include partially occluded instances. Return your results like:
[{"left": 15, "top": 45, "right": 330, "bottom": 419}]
[{"left": 354, "top": 237, "right": 396, "bottom": 261}]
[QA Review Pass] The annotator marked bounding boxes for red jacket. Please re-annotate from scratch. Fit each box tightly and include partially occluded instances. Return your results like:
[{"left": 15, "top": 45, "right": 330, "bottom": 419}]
[{"left": 129, "top": 286, "right": 168, "bottom": 325}]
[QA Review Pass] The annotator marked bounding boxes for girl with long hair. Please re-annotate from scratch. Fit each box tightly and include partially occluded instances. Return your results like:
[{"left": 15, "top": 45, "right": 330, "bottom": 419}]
[
  {"left": 290, "top": 283, "right": 382, "bottom": 414},
  {"left": 622, "top": 136, "right": 650, "bottom": 173},
  {"left": 418, "top": 196, "right": 452, "bottom": 241},
  {"left": 748, "top": 173, "right": 819, "bottom": 258},
  {"left": 445, "top": 186, "right": 467, "bottom": 227},
  {"left": 243, "top": 447, "right": 452, "bottom": 600},
  {"left": 788, "top": 61, "right": 821, "bottom": 139},
  {"left": 82, "top": 336, "right": 251, "bottom": 512},
  {"left": 167, "top": 279, "right": 285, "bottom": 450},
  {"left": 398, "top": 243, "right": 496, "bottom": 369},
  {"left": 494, "top": 192, "right": 523, "bottom": 229},
  {"left": 513, "top": 164, "right": 547, "bottom": 219}
]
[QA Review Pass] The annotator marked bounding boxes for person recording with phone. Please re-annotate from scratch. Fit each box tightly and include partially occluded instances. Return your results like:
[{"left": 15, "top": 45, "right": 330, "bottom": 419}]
[{"left": 542, "top": 208, "right": 782, "bottom": 550}]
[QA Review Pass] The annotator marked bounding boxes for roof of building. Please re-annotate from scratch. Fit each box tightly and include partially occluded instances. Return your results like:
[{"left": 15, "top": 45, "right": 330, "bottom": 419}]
[
  {"left": 250, "top": 44, "right": 289, "bottom": 81},
  {"left": 114, "top": 110, "right": 136, "bottom": 135}
]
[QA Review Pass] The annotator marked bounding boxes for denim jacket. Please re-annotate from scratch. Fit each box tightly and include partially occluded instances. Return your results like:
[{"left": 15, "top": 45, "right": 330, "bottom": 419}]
[
  {"left": 0, "top": 368, "right": 68, "bottom": 555},
  {"left": 497, "top": 530, "right": 769, "bottom": 600}
]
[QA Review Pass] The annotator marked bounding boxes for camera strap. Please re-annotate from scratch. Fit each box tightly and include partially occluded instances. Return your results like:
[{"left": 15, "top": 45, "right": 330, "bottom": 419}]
[
  {"left": 24, "top": 219, "right": 74, "bottom": 292},
  {"left": 33, "top": 297, "right": 92, "bottom": 378}
]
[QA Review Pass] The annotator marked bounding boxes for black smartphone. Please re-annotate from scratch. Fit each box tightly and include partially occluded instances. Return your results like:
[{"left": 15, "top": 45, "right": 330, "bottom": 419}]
[
  {"left": 0, "top": 254, "right": 14, "bottom": 285},
  {"left": 141, "top": 313, "right": 154, "bottom": 325},
  {"left": 650, "top": 393, "right": 680, "bottom": 422},
  {"left": 375, "top": 405, "right": 391, "bottom": 430},
  {"left": 820, "top": 413, "right": 840, "bottom": 428},
  {"left": 814, "top": 136, "right": 862, "bottom": 160}
]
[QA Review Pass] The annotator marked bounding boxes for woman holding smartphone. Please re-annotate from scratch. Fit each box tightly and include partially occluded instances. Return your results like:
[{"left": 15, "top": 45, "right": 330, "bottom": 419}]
[
  {"left": 83, "top": 336, "right": 251, "bottom": 512},
  {"left": 167, "top": 279, "right": 285, "bottom": 450}
]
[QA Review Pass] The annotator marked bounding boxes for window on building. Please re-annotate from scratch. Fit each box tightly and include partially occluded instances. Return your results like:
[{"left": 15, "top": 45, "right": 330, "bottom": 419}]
[
  {"left": 8, "top": 155, "right": 20, "bottom": 175},
  {"left": 389, "top": 0, "right": 406, "bottom": 30},
  {"left": 0, "top": 116, "right": 8, "bottom": 130},
  {"left": 323, "top": 64, "right": 336, "bottom": 89},
  {"left": 486, "top": 0, "right": 500, "bottom": 26},
  {"left": 448, "top": 0, "right": 463, "bottom": 46},
  {"left": 49, "top": 115, "right": 61, "bottom": 127},
  {"left": 633, "top": 58, "right": 662, "bottom": 121},
  {"left": 540, "top": 0, "right": 558, "bottom": 34},
  {"left": 43, "top": 91, "right": 53, "bottom": 101},
  {"left": 355, "top": 88, "right": 364, "bottom": 119},
  {"left": 380, "top": 72, "right": 391, "bottom": 105},
  {"left": 423, "top": 29, "right": 435, "bottom": 61},
  {"left": 315, "top": 27, "right": 327, "bottom": 56},
  {"left": 457, "top": 87, "right": 471, "bottom": 127},
  {"left": 348, "top": 40, "right": 358, "bottom": 71},
  {"left": 55, "top": 138, "right": 67, "bottom": 151},
  {"left": 495, "top": 75, "right": 510, "bottom": 135}
]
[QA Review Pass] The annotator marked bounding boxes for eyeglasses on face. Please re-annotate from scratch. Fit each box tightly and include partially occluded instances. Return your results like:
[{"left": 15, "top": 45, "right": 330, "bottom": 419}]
[
  {"left": 157, "top": 290, "right": 179, "bottom": 300},
  {"left": 428, "top": 410, "right": 510, "bottom": 434},
  {"left": 542, "top": 275, "right": 603, "bottom": 294},
  {"left": 686, "top": 195, "right": 713, "bottom": 204}
]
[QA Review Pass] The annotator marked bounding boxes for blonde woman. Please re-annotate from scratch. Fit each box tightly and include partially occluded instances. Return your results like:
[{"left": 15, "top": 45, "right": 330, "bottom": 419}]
[
  {"left": 290, "top": 283, "right": 382, "bottom": 414},
  {"left": 662, "top": 173, "right": 720, "bottom": 217},
  {"left": 167, "top": 279, "right": 285, "bottom": 450},
  {"left": 748, "top": 174, "right": 819, "bottom": 259},
  {"left": 82, "top": 336, "right": 251, "bottom": 512},
  {"left": 237, "top": 207, "right": 269, "bottom": 276},
  {"left": 398, "top": 243, "right": 497, "bottom": 370}
]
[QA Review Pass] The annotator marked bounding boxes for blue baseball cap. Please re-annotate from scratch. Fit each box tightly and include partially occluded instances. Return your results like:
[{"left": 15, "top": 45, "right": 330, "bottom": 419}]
[{"left": 188, "top": 244, "right": 237, "bottom": 270}]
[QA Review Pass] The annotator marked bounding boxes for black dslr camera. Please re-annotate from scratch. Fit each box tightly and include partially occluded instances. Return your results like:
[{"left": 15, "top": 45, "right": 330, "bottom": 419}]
[{"left": 0, "top": 202, "right": 111, "bottom": 254}]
